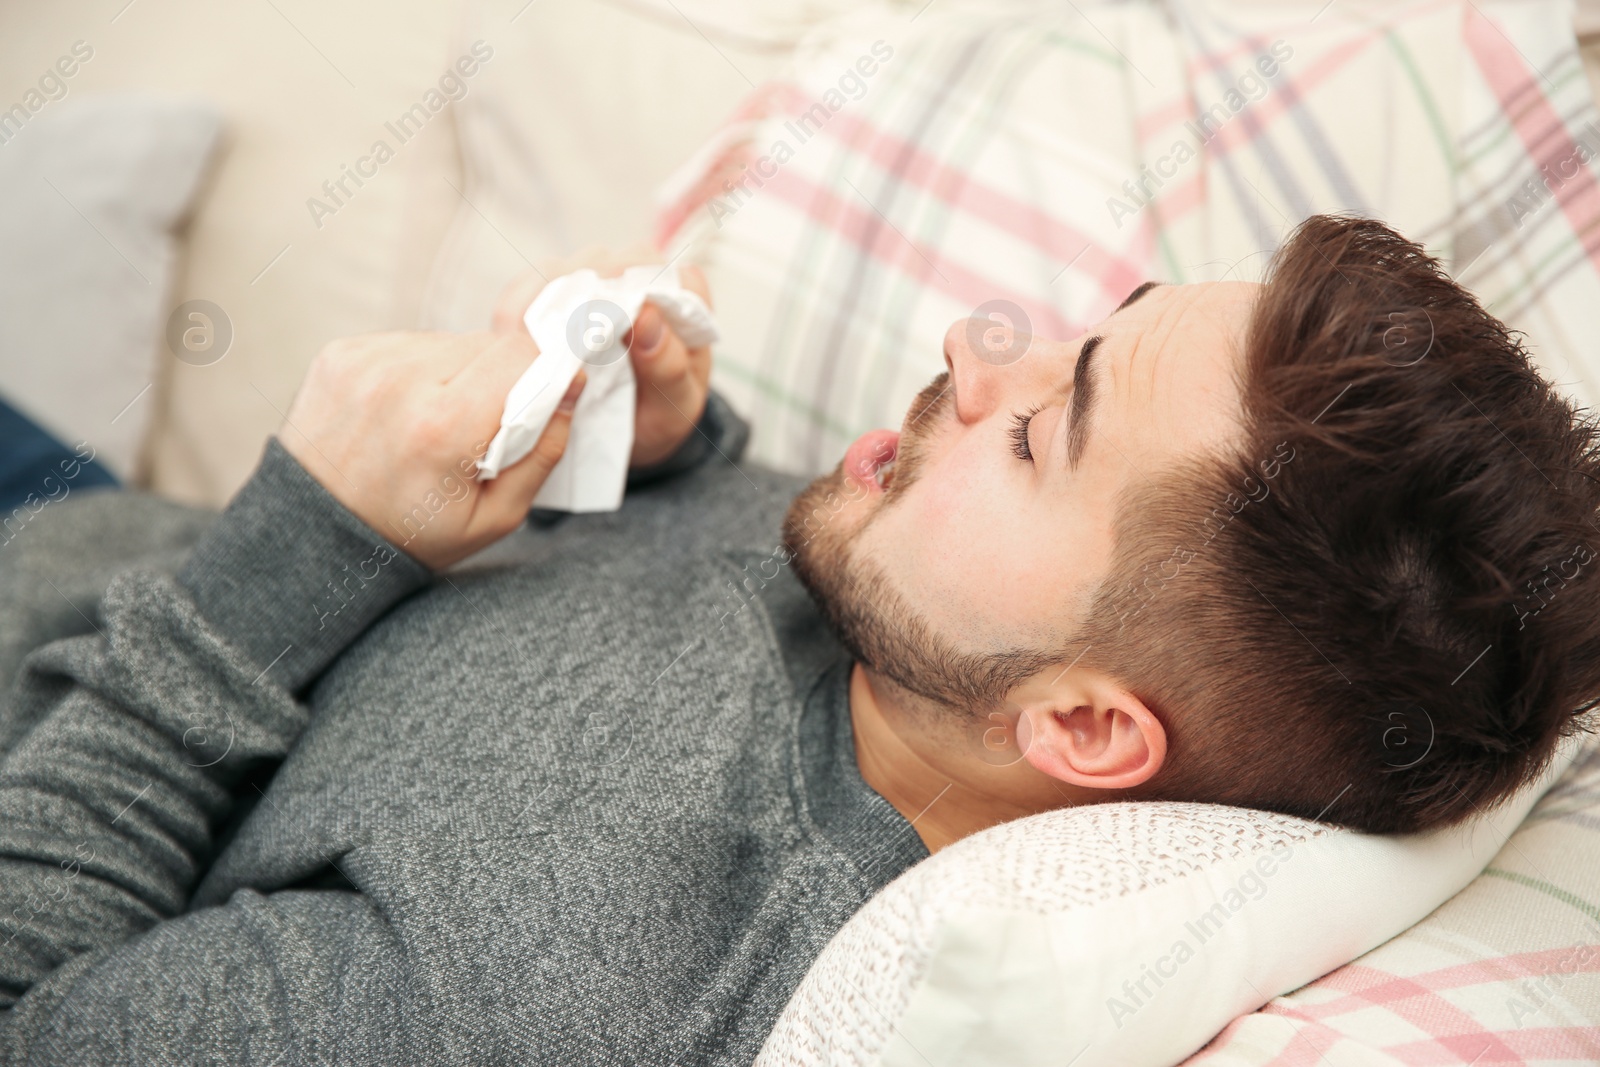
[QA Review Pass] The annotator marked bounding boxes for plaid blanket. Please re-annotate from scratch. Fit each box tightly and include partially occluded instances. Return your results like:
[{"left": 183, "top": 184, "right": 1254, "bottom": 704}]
[
  {"left": 660, "top": 0, "right": 1600, "bottom": 475},
  {"left": 1185, "top": 740, "right": 1600, "bottom": 1065}
]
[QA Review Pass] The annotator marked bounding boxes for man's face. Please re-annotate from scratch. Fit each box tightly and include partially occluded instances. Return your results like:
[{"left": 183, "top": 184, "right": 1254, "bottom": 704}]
[{"left": 785, "top": 281, "right": 1259, "bottom": 713}]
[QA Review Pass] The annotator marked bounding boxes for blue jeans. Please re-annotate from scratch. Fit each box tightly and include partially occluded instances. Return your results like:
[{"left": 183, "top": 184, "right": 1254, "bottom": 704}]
[{"left": 0, "top": 397, "right": 118, "bottom": 513}]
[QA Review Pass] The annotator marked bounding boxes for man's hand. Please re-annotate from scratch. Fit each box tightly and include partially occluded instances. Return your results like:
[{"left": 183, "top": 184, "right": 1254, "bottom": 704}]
[
  {"left": 279, "top": 330, "right": 585, "bottom": 571},
  {"left": 492, "top": 246, "right": 714, "bottom": 468}
]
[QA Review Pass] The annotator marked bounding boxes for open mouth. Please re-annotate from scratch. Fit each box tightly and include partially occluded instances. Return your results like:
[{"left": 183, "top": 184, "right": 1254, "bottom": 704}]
[{"left": 844, "top": 428, "right": 901, "bottom": 495}]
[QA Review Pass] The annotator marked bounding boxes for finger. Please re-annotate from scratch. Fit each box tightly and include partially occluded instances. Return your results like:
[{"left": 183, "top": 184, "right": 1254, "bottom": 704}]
[
  {"left": 474, "top": 370, "right": 586, "bottom": 523},
  {"left": 492, "top": 270, "right": 551, "bottom": 334},
  {"left": 624, "top": 303, "right": 669, "bottom": 370},
  {"left": 441, "top": 332, "right": 544, "bottom": 449},
  {"left": 672, "top": 265, "right": 714, "bottom": 396},
  {"left": 678, "top": 263, "right": 712, "bottom": 309},
  {"left": 626, "top": 303, "right": 696, "bottom": 409},
  {"left": 445, "top": 330, "right": 539, "bottom": 394}
]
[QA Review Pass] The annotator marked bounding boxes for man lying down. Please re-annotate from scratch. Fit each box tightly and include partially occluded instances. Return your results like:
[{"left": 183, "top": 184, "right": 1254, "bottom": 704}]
[{"left": 1, "top": 214, "right": 1596, "bottom": 1063}]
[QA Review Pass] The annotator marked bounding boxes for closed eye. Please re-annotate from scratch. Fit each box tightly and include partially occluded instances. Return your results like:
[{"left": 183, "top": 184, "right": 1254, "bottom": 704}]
[{"left": 1008, "top": 405, "right": 1041, "bottom": 462}]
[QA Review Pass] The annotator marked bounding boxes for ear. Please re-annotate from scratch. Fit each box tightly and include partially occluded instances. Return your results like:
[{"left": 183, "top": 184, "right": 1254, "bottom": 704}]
[{"left": 1017, "top": 673, "right": 1166, "bottom": 791}]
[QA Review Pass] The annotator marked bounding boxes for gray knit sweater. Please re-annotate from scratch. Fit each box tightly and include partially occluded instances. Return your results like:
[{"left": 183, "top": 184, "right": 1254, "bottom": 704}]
[{"left": 0, "top": 396, "right": 927, "bottom": 1065}]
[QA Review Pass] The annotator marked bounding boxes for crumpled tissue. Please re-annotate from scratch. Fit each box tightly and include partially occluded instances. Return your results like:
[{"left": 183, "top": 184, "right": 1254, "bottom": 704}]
[{"left": 477, "top": 266, "right": 718, "bottom": 512}]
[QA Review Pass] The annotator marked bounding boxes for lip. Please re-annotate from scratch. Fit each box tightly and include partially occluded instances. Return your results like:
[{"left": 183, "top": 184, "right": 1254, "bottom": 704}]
[{"left": 843, "top": 429, "right": 901, "bottom": 494}]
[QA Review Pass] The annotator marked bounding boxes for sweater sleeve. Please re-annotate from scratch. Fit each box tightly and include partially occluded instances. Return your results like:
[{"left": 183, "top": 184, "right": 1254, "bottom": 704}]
[
  {"left": 623, "top": 389, "right": 751, "bottom": 491},
  {"left": 0, "top": 439, "right": 430, "bottom": 1061}
]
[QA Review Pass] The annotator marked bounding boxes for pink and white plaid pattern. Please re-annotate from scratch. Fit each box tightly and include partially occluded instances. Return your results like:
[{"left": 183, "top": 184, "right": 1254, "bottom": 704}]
[
  {"left": 661, "top": 0, "right": 1600, "bottom": 478},
  {"left": 1183, "top": 741, "right": 1600, "bottom": 1066}
]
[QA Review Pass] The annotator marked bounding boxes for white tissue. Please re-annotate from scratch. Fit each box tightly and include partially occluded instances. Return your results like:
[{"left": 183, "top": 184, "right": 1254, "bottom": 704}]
[{"left": 477, "top": 265, "right": 719, "bottom": 512}]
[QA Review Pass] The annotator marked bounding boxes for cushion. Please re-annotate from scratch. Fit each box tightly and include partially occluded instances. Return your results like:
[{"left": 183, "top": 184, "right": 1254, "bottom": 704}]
[
  {"left": 756, "top": 739, "right": 1589, "bottom": 1067},
  {"left": 417, "top": 0, "right": 834, "bottom": 336},
  {"left": 0, "top": 92, "right": 220, "bottom": 481},
  {"left": 0, "top": 0, "right": 479, "bottom": 505},
  {"left": 656, "top": 0, "right": 1600, "bottom": 477},
  {"left": 1182, "top": 740, "right": 1600, "bottom": 1065}
]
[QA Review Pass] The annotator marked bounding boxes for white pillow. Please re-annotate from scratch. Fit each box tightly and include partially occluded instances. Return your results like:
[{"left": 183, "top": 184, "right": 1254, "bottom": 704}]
[
  {"left": 757, "top": 739, "right": 1586, "bottom": 1067},
  {"left": 419, "top": 0, "right": 813, "bottom": 335},
  {"left": 0, "top": 92, "right": 220, "bottom": 480}
]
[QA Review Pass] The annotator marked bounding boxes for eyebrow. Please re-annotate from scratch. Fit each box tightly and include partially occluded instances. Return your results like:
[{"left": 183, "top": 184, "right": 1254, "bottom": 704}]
[
  {"left": 1066, "top": 334, "right": 1103, "bottom": 468},
  {"left": 1116, "top": 280, "right": 1163, "bottom": 312},
  {"left": 1064, "top": 282, "right": 1161, "bottom": 467}
]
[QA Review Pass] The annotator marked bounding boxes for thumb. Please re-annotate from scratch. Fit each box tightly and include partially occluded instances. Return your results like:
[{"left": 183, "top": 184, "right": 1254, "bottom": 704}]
[
  {"left": 627, "top": 302, "right": 699, "bottom": 414},
  {"left": 678, "top": 263, "right": 712, "bottom": 308}
]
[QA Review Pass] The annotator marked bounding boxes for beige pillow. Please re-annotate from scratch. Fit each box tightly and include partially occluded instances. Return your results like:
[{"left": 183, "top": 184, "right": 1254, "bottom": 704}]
[
  {"left": 0, "top": 0, "right": 473, "bottom": 506},
  {"left": 0, "top": 93, "right": 220, "bottom": 481},
  {"left": 418, "top": 0, "right": 816, "bottom": 335}
]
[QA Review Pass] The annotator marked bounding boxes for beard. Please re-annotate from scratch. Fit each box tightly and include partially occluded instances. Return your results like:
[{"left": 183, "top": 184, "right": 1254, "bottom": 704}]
[{"left": 781, "top": 373, "right": 1062, "bottom": 717}]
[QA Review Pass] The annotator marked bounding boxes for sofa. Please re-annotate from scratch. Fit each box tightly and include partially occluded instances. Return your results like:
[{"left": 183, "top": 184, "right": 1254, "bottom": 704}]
[{"left": 2, "top": 1, "right": 1598, "bottom": 1062}]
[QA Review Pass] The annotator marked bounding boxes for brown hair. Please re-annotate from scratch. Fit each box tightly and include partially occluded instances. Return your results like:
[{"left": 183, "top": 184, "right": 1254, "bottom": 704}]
[{"left": 1081, "top": 214, "right": 1600, "bottom": 833}]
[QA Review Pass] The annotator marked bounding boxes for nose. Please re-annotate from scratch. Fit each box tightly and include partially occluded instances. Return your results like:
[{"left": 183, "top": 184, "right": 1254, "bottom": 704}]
[{"left": 942, "top": 316, "right": 1038, "bottom": 424}]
